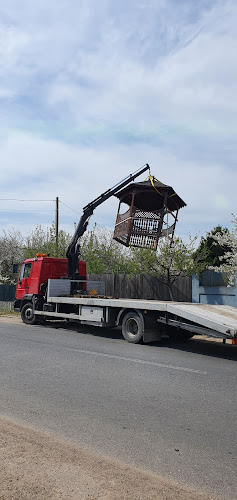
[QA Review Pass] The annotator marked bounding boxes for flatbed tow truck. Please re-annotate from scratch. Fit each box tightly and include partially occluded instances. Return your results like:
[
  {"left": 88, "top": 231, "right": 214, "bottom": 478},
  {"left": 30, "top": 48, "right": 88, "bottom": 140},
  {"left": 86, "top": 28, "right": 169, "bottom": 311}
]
[
  {"left": 14, "top": 164, "right": 237, "bottom": 345},
  {"left": 34, "top": 281, "right": 237, "bottom": 344}
]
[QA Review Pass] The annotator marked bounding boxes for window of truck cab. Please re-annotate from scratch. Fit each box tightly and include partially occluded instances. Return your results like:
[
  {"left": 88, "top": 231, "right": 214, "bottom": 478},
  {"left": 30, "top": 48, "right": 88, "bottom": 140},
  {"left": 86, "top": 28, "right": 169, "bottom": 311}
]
[{"left": 19, "top": 263, "right": 32, "bottom": 282}]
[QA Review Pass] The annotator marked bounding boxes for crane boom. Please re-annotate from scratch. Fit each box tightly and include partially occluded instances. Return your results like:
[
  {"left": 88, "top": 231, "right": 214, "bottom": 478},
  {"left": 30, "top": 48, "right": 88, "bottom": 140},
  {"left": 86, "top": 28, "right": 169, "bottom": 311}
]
[{"left": 66, "top": 163, "right": 150, "bottom": 279}]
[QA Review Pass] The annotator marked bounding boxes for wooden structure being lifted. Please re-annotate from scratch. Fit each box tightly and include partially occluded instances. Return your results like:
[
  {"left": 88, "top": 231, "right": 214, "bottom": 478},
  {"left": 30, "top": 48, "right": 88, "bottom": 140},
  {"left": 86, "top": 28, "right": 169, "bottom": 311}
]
[{"left": 113, "top": 176, "right": 186, "bottom": 249}]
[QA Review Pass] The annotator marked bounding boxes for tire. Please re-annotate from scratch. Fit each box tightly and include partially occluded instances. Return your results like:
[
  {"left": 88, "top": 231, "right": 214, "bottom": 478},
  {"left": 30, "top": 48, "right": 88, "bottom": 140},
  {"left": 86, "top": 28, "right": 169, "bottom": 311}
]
[
  {"left": 21, "top": 302, "right": 36, "bottom": 325},
  {"left": 167, "top": 327, "right": 194, "bottom": 341},
  {"left": 121, "top": 312, "right": 144, "bottom": 343}
]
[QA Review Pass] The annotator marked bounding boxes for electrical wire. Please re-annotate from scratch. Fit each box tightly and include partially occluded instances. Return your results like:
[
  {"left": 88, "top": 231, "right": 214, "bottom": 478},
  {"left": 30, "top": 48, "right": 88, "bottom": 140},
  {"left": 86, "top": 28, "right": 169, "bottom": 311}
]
[
  {"left": 0, "top": 198, "right": 55, "bottom": 213},
  {"left": 0, "top": 198, "right": 54, "bottom": 201},
  {"left": 59, "top": 200, "right": 81, "bottom": 215},
  {"left": 0, "top": 209, "right": 55, "bottom": 212}
]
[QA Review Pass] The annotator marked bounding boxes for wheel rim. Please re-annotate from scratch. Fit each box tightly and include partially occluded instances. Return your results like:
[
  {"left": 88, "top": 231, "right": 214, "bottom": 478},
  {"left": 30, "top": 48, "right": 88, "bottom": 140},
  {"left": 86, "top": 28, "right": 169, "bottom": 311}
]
[
  {"left": 25, "top": 307, "right": 33, "bottom": 320},
  {"left": 126, "top": 318, "right": 138, "bottom": 336}
]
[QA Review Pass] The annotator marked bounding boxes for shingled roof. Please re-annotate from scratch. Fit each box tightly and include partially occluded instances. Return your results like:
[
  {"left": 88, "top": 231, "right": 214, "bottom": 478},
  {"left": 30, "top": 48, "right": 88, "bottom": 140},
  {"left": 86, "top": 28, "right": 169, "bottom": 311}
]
[{"left": 114, "top": 180, "right": 186, "bottom": 212}]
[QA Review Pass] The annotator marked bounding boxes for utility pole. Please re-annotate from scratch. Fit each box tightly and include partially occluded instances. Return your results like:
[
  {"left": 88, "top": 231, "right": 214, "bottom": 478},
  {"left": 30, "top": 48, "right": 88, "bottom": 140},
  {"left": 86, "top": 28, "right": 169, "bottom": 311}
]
[{"left": 55, "top": 197, "right": 59, "bottom": 256}]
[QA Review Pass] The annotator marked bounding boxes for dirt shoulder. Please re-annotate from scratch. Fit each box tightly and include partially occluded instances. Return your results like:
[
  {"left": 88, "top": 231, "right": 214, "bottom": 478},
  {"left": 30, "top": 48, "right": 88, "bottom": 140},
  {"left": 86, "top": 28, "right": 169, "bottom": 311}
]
[
  {"left": 0, "top": 314, "right": 21, "bottom": 323},
  {"left": 0, "top": 416, "right": 218, "bottom": 500}
]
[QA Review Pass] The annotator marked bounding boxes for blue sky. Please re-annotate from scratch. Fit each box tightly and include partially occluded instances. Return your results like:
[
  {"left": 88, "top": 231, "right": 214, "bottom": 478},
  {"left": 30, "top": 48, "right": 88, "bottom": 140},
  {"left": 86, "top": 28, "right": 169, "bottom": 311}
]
[{"left": 0, "top": 0, "right": 236, "bottom": 241}]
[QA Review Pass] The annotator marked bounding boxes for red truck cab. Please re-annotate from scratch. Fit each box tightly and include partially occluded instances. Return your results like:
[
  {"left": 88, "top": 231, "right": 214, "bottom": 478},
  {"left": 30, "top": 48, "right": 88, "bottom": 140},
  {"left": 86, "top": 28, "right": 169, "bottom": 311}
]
[{"left": 14, "top": 254, "right": 86, "bottom": 322}]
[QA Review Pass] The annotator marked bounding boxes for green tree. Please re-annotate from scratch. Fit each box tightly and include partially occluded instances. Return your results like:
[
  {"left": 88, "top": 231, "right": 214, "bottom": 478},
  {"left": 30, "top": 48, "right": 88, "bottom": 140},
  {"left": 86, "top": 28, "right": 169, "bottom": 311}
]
[
  {"left": 0, "top": 223, "right": 72, "bottom": 283},
  {"left": 193, "top": 226, "right": 232, "bottom": 271},
  {"left": 130, "top": 236, "right": 197, "bottom": 301},
  {"left": 24, "top": 224, "right": 72, "bottom": 259},
  {"left": 80, "top": 226, "right": 134, "bottom": 275}
]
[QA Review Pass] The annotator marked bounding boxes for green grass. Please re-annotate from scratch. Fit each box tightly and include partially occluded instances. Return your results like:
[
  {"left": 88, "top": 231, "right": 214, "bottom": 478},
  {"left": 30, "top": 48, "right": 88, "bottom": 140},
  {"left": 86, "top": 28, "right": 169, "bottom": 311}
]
[{"left": 0, "top": 311, "right": 20, "bottom": 316}]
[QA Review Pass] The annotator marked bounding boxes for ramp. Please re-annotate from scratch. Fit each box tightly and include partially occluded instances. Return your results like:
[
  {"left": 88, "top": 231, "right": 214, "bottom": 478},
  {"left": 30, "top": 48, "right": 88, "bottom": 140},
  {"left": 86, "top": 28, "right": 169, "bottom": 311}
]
[{"left": 167, "top": 303, "right": 237, "bottom": 338}]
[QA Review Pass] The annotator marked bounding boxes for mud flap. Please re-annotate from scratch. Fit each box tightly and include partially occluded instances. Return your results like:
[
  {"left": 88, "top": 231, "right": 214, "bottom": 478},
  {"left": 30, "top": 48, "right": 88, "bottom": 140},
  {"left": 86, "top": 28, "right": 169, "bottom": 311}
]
[{"left": 143, "top": 330, "right": 162, "bottom": 343}]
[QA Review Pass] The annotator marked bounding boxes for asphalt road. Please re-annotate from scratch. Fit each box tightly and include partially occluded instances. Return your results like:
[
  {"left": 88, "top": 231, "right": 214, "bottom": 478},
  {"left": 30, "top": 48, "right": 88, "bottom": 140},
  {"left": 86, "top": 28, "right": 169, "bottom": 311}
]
[{"left": 0, "top": 318, "right": 237, "bottom": 499}]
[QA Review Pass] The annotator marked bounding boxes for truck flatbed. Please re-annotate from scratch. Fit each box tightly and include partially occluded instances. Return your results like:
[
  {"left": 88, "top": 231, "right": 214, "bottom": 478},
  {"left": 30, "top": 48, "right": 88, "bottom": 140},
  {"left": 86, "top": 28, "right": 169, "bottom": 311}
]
[{"left": 38, "top": 284, "right": 237, "bottom": 341}]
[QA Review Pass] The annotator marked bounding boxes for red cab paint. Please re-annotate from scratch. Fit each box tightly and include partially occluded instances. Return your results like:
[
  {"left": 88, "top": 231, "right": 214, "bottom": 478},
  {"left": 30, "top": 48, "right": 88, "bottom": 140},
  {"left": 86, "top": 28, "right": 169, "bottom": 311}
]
[{"left": 15, "top": 256, "right": 86, "bottom": 300}]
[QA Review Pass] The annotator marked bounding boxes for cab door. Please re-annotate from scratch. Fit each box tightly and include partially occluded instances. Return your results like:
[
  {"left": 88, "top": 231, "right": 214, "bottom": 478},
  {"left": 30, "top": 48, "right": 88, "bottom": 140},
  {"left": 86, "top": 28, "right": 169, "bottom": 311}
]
[{"left": 17, "top": 263, "right": 32, "bottom": 300}]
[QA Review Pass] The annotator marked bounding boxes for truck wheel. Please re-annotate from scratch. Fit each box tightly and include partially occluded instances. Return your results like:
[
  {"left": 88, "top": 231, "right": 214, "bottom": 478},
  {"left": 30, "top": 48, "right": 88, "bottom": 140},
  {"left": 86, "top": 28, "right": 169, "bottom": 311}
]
[
  {"left": 121, "top": 312, "right": 143, "bottom": 343},
  {"left": 168, "top": 327, "right": 194, "bottom": 341},
  {"left": 21, "top": 302, "right": 36, "bottom": 325}
]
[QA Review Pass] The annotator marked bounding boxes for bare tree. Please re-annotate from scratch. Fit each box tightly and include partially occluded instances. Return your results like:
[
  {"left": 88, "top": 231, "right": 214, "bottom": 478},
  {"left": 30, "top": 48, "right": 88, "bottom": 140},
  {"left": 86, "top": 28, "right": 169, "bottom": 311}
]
[
  {"left": 0, "top": 229, "right": 24, "bottom": 284},
  {"left": 210, "top": 215, "right": 237, "bottom": 285}
]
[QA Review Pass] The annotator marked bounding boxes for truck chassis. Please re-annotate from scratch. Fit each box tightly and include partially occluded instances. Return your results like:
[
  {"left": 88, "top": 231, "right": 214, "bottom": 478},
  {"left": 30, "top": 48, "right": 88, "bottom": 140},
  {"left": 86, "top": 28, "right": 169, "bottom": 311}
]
[{"left": 31, "top": 279, "right": 237, "bottom": 344}]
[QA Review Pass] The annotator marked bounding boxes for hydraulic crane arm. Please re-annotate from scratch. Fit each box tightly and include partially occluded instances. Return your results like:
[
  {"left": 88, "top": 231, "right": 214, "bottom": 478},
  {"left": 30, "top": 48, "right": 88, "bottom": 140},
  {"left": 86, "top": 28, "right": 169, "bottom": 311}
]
[{"left": 66, "top": 163, "right": 150, "bottom": 279}]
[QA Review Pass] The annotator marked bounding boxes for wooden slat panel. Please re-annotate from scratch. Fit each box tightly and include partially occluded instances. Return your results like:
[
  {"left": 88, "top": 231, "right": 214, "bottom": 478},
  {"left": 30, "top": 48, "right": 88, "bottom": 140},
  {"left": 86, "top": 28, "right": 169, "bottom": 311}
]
[{"left": 88, "top": 274, "right": 192, "bottom": 302}]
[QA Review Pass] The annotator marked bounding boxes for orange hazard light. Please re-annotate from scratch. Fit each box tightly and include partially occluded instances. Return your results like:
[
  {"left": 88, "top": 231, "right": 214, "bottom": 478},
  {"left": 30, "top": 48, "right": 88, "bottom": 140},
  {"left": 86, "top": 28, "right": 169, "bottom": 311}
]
[
  {"left": 232, "top": 338, "right": 237, "bottom": 345},
  {"left": 36, "top": 253, "right": 47, "bottom": 257}
]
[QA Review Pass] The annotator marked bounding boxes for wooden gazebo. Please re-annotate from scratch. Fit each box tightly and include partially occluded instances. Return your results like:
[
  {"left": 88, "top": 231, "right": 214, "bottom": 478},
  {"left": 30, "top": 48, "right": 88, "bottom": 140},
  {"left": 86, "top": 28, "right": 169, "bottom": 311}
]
[{"left": 113, "top": 177, "right": 186, "bottom": 249}]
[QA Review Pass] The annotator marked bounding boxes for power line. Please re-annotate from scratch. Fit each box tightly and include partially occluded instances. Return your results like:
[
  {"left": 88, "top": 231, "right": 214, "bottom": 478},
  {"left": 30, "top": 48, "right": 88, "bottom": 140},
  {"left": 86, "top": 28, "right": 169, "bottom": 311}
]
[
  {"left": 0, "top": 197, "right": 82, "bottom": 218},
  {"left": 0, "top": 209, "right": 55, "bottom": 212},
  {"left": 59, "top": 200, "right": 81, "bottom": 215},
  {"left": 0, "top": 199, "right": 79, "bottom": 215},
  {"left": 0, "top": 198, "right": 54, "bottom": 201}
]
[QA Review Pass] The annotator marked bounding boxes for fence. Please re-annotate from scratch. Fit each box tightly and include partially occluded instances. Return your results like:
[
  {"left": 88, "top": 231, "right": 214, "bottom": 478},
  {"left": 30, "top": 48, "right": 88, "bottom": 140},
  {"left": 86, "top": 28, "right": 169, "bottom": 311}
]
[
  {"left": 2, "top": 273, "right": 235, "bottom": 305},
  {"left": 0, "top": 285, "right": 16, "bottom": 302},
  {"left": 192, "top": 271, "right": 237, "bottom": 307},
  {"left": 88, "top": 274, "right": 192, "bottom": 302},
  {"left": 0, "top": 276, "right": 191, "bottom": 303},
  {"left": 0, "top": 301, "right": 14, "bottom": 312}
]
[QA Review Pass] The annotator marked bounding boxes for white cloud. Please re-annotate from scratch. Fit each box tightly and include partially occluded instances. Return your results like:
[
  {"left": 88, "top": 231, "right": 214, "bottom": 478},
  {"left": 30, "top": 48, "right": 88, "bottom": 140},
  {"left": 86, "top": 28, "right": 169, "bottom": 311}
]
[
  {"left": 0, "top": 131, "right": 235, "bottom": 240},
  {"left": 0, "top": 0, "right": 236, "bottom": 242}
]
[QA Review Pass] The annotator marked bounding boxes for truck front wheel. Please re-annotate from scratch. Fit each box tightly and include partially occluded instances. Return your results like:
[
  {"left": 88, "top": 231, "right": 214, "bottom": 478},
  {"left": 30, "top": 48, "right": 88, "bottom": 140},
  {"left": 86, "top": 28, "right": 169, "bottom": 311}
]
[
  {"left": 121, "top": 312, "right": 143, "bottom": 343},
  {"left": 21, "top": 302, "right": 36, "bottom": 325}
]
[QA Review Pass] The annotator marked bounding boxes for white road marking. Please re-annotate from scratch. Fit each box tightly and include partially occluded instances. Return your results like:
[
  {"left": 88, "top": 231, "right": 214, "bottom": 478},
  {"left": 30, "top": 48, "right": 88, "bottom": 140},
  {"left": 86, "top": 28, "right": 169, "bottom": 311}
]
[{"left": 71, "top": 348, "right": 206, "bottom": 374}]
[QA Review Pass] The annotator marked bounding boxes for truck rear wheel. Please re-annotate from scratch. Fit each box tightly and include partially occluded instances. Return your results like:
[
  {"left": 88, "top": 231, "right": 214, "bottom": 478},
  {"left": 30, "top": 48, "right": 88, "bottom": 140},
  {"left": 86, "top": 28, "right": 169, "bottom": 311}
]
[
  {"left": 121, "top": 312, "right": 143, "bottom": 343},
  {"left": 21, "top": 302, "right": 36, "bottom": 325}
]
